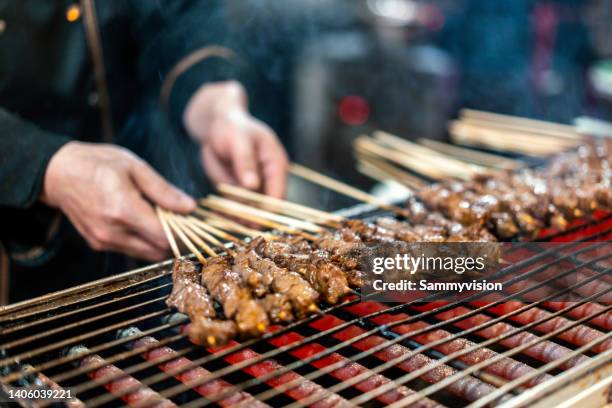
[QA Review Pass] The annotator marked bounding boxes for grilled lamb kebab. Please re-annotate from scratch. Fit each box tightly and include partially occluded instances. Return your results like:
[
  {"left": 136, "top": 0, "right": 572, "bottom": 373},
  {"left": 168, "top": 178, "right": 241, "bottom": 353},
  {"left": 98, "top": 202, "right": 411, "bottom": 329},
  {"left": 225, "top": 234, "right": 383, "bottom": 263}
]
[
  {"left": 414, "top": 140, "right": 611, "bottom": 239},
  {"left": 253, "top": 239, "right": 351, "bottom": 304},
  {"left": 262, "top": 230, "right": 364, "bottom": 289},
  {"left": 166, "top": 258, "right": 237, "bottom": 346},
  {"left": 237, "top": 239, "right": 321, "bottom": 318},
  {"left": 418, "top": 181, "right": 521, "bottom": 239},
  {"left": 261, "top": 293, "right": 295, "bottom": 324},
  {"left": 200, "top": 256, "right": 269, "bottom": 338},
  {"left": 310, "top": 218, "right": 501, "bottom": 284}
]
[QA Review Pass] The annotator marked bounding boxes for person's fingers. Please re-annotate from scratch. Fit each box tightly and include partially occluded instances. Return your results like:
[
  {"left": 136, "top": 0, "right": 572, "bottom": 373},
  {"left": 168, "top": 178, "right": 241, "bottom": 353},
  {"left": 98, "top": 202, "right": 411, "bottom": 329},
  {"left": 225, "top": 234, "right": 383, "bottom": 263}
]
[
  {"left": 227, "top": 129, "right": 260, "bottom": 190},
  {"left": 253, "top": 124, "right": 289, "bottom": 198},
  {"left": 107, "top": 229, "right": 167, "bottom": 262},
  {"left": 77, "top": 214, "right": 166, "bottom": 261},
  {"left": 121, "top": 193, "right": 171, "bottom": 250},
  {"left": 130, "top": 159, "right": 196, "bottom": 213},
  {"left": 202, "top": 145, "right": 238, "bottom": 186}
]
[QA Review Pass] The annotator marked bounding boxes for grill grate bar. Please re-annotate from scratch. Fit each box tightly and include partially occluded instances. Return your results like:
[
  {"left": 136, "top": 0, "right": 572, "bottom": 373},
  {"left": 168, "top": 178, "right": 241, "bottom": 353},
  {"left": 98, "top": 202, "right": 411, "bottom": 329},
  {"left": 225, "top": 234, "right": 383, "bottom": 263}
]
[
  {"left": 119, "top": 330, "right": 272, "bottom": 408},
  {"left": 543, "top": 301, "right": 610, "bottom": 330},
  {"left": 0, "top": 282, "right": 172, "bottom": 336},
  {"left": 0, "top": 294, "right": 171, "bottom": 352},
  {"left": 0, "top": 217, "right": 610, "bottom": 404},
  {"left": 0, "top": 267, "right": 172, "bottom": 323},
  {"left": 64, "top": 241, "right": 609, "bottom": 407},
  {"left": 3, "top": 316, "right": 187, "bottom": 386},
  {"left": 466, "top": 337, "right": 612, "bottom": 408},
  {"left": 263, "top": 329, "right": 441, "bottom": 407},
  {"left": 0, "top": 308, "right": 174, "bottom": 384},
  {"left": 0, "top": 296, "right": 169, "bottom": 366},
  {"left": 67, "top": 345, "right": 177, "bottom": 408},
  {"left": 351, "top": 297, "right": 612, "bottom": 408},
  {"left": 195, "top": 261, "right": 610, "bottom": 408},
  {"left": 135, "top": 252, "right": 609, "bottom": 407},
  {"left": 536, "top": 213, "right": 612, "bottom": 242},
  {"left": 34, "top": 328, "right": 190, "bottom": 408},
  {"left": 72, "top": 297, "right": 367, "bottom": 407}
]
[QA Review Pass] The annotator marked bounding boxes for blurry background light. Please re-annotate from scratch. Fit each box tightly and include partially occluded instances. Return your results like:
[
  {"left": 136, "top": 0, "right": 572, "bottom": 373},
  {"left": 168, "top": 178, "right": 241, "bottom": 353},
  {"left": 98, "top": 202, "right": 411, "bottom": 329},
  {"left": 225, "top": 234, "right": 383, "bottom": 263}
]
[{"left": 366, "top": 0, "right": 418, "bottom": 26}]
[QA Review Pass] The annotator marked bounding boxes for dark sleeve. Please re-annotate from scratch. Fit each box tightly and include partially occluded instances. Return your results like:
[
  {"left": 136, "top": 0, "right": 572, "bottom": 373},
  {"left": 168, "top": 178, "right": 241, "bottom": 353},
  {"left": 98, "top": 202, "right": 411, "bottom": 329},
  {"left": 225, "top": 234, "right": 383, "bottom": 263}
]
[
  {"left": 131, "top": 0, "right": 244, "bottom": 129},
  {"left": 0, "top": 108, "right": 72, "bottom": 208}
]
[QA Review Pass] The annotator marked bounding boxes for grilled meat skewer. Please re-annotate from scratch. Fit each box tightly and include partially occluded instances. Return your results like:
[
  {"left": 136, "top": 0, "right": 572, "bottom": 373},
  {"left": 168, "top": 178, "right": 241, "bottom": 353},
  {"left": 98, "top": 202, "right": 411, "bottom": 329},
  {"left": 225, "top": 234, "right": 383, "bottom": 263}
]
[
  {"left": 255, "top": 239, "right": 351, "bottom": 304},
  {"left": 261, "top": 293, "right": 295, "bottom": 324},
  {"left": 166, "top": 258, "right": 237, "bottom": 346},
  {"left": 200, "top": 256, "right": 269, "bottom": 338},
  {"left": 238, "top": 239, "right": 321, "bottom": 318}
]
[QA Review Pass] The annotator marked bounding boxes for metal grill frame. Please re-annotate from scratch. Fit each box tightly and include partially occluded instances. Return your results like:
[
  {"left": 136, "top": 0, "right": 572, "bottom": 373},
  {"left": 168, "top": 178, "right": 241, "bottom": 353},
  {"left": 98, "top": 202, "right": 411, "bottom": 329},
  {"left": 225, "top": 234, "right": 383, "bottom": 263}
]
[{"left": 0, "top": 209, "right": 610, "bottom": 408}]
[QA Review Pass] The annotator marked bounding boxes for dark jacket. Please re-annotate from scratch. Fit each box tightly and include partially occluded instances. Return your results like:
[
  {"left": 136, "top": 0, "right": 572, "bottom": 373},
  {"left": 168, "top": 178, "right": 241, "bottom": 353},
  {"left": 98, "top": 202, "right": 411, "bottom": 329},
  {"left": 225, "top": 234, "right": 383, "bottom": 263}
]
[{"left": 0, "top": 0, "right": 241, "bottom": 302}]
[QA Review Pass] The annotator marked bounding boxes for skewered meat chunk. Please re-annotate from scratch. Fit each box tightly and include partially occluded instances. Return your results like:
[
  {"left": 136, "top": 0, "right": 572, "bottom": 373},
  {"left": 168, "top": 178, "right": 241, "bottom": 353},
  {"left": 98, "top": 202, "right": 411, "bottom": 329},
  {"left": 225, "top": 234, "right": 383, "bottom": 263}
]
[
  {"left": 284, "top": 228, "right": 366, "bottom": 288},
  {"left": 188, "top": 316, "right": 238, "bottom": 346},
  {"left": 262, "top": 293, "right": 294, "bottom": 323},
  {"left": 167, "top": 258, "right": 215, "bottom": 318},
  {"left": 201, "top": 256, "right": 269, "bottom": 338},
  {"left": 232, "top": 245, "right": 297, "bottom": 322},
  {"left": 343, "top": 219, "right": 396, "bottom": 243},
  {"left": 232, "top": 252, "right": 268, "bottom": 298},
  {"left": 242, "top": 238, "right": 320, "bottom": 318},
  {"left": 414, "top": 141, "right": 612, "bottom": 240},
  {"left": 344, "top": 269, "right": 366, "bottom": 288},
  {"left": 255, "top": 240, "right": 350, "bottom": 304},
  {"left": 166, "top": 258, "right": 237, "bottom": 346},
  {"left": 280, "top": 235, "right": 367, "bottom": 289}
]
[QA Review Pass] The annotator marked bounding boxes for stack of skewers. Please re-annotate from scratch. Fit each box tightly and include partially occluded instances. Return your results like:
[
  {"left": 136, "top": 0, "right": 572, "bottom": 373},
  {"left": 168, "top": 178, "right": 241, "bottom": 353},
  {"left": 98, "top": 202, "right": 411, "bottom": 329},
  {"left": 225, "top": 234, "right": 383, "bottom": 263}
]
[{"left": 152, "top": 112, "right": 611, "bottom": 347}]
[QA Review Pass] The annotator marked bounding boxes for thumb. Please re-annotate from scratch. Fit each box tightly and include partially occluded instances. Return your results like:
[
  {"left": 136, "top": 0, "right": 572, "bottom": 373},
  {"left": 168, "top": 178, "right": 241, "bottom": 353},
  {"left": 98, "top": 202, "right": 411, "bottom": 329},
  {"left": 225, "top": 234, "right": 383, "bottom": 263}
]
[
  {"left": 230, "top": 133, "right": 260, "bottom": 190},
  {"left": 130, "top": 160, "right": 196, "bottom": 213}
]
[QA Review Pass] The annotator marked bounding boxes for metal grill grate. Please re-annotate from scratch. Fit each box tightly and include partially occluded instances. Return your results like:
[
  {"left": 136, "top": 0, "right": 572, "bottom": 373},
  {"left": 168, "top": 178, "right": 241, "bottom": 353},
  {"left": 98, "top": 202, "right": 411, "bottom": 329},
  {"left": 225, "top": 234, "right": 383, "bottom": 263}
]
[{"left": 0, "top": 212, "right": 610, "bottom": 408}]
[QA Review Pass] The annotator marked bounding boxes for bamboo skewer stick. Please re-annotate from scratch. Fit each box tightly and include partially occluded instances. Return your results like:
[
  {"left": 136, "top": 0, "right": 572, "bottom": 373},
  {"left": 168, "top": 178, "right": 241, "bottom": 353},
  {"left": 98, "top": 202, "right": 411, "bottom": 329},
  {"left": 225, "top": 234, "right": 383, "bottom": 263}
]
[
  {"left": 355, "top": 152, "right": 424, "bottom": 190},
  {"left": 289, "top": 163, "right": 410, "bottom": 218},
  {"left": 356, "top": 136, "right": 450, "bottom": 179},
  {"left": 217, "top": 183, "right": 343, "bottom": 228},
  {"left": 356, "top": 161, "right": 391, "bottom": 184},
  {"left": 418, "top": 138, "right": 524, "bottom": 170},
  {"left": 449, "top": 121, "right": 579, "bottom": 155},
  {"left": 372, "top": 131, "right": 490, "bottom": 177},
  {"left": 199, "top": 200, "right": 320, "bottom": 241},
  {"left": 461, "top": 116, "right": 582, "bottom": 141},
  {"left": 163, "top": 211, "right": 208, "bottom": 264},
  {"left": 156, "top": 206, "right": 180, "bottom": 259},
  {"left": 460, "top": 109, "right": 583, "bottom": 139},
  {"left": 194, "top": 208, "right": 272, "bottom": 238},
  {"left": 203, "top": 195, "right": 324, "bottom": 233},
  {"left": 186, "top": 216, "right": 242, "bottom": 244},
  {"left": 456, "top": 119, "right": 581, "bottom": 145},
  {"left": 356, "top": 162, "right": 416, "bottom": 197},
  {"left": 175, "top": 215, "right": 225, "bottom": 248},
  {"left": 356, "top": 136, "right": 475, "bottom": 180},
  {"left": 184, "top": 217, "right": 242, "bottom": 257},
  {"left": 169, "top": 213, "right": 220, "bottom": 258}
]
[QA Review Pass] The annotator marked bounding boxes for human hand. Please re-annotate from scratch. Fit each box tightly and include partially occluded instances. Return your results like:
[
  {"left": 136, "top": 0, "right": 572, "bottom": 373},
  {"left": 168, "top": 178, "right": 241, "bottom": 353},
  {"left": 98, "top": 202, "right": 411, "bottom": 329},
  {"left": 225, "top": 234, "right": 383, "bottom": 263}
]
[
  {"left": 40, "top": 142, "right": 196, "bottom": 261},
  {"left": 183, "top": 81, "right": 288, "bottom": 198}
]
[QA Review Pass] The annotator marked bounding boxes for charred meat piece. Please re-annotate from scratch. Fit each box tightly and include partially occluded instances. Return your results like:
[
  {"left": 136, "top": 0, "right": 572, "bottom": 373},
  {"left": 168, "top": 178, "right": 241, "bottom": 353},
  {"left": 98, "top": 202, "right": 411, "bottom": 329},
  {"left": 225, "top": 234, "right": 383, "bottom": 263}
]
[
  {"left": 201, "top": 257, "right": 269, "bottom": 338},
  {"left": 261, "top": 293, "right": 294, "bottom": 324},
  {"left": 232, "top": 251, "right": 268, "bottom": 298},
  {"left": 344, "top": 269, "right": 366, "bottom": 288},
  {"left": 343, "top": 219, "right": 396, "bottom": 243},
  {"left": 242, "top": 239, "right": 320, "bottom": 318},
  {"left": 166, "top": 258, "right": 237, "bottom": 346},
  {"left": 187, "top": 316, "right": 237, "bottom": 347},
  {"left": 167, "top": 258, "right": 215, "bottom": 318},
  {"left": 256, "top": 240, "right": 350, "bottom": 304},
  {"left": 317, "top": 227, "right": 363, "bottom": 256},
  {"left": 286, "top": 236, "right": 366, "bottom": 289}
]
